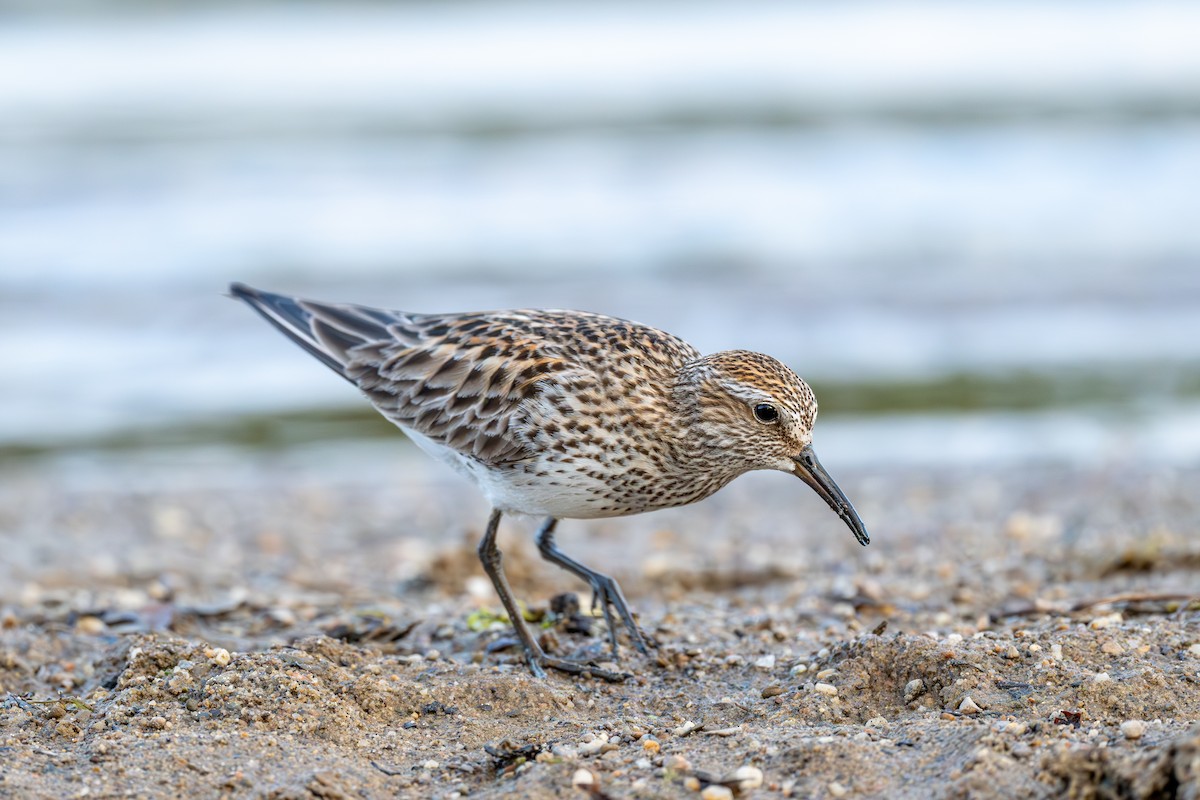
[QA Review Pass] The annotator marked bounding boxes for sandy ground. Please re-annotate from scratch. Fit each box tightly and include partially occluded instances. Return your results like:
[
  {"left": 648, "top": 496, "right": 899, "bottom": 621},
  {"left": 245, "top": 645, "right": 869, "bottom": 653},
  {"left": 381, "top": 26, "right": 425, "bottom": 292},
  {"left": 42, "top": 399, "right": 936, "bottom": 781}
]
[{"left": 1, "top": 453, "right": 1198, "bottom": 799}]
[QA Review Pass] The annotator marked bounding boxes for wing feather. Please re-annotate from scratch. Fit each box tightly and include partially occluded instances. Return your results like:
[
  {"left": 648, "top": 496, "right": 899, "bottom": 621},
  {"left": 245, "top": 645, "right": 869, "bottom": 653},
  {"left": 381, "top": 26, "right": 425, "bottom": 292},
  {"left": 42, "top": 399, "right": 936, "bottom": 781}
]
[{"left": 232, "top": 284, "right": 700, "bottom": 468}]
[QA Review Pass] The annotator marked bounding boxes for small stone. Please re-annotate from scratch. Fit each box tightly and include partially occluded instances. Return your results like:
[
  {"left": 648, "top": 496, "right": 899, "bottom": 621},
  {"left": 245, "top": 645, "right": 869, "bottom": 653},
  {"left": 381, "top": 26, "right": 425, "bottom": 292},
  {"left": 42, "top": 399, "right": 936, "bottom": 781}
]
[
  {"left": 958, "top": 696, "right": 982, "bottom": 714},
  {"left": 683, "top": 777, "right": 702, "bottom": 791},
  {"left": 754, "top": 654, "right": 776, "bottom": 670},
  {"left": 55, "top": 719, "right": 81, "bottom": 739},
  {"left": 1101, "top": 640, "right": 1124, "bottom": 656},
  {"left": 1188, "top": 643, "right": 1200, "bottom": 657},
  {"left": 829, "top": 781, "right": 848, "bottom": 797},
  {"left": 664, "top": 754, "right": 691, "bottom": 773},
  {"left": 1027, "top": 643, "right": 1042, "bottom": 653},
  {"left": 1006, "top": 721, "right": 1028, "bottom": 735},
  {"left": 761, "top": 684, "right": 785, "bottom": 699},
  {"left": 814, "top": 682, "right": 838, "bottom": 697},
  {"left": 205, "top": 647, "right": 232, "bottom": 667},
  {"left": 672, "top": 720, "right": 699, "bottom": 737},
  {"left": 75, "top": 615, "right": 106, "bottom": 635},
  {"left": 1004, "top": 645, "right": 1021, "bottom": 659},
  {"left": 421, "top": 760, "right": 439, "bottom": 770},
  {"left": 1050, "top": 644, "right": 1064, "bottom": 660},
  {"left": 904, "top": 679, "right": 925, "bottom": 702},
  {"left": 789, "top": 663, "right": 809, "bottom": 676},
  {"left": 728, "top": 765, "right": 764, "bottom": 790},
  {"left": 572, "top": 768, "right": 595, "bottom": 787},
  {"left": 642, "top": 738, "right": 660, "bottom": 755},
  {"left": 700, "top": 786, "right": 734, "bottom": 800},
  {"left": 1089, "top": 613, "right": 1122, "bottom": 630},
  {"left": 865, "top": 716, "right": 889, "bottom": 729},
  {"left": 578, "top": 732, "right": 609, "bottom": 755},
  {"left": 1120, "top": 720, "right": 1145, "bottom": 740},
  {"left": 815, "top": 668, "right": 837, "bottom": 680},
  {"left": 1093, "top": 672, "right": 1112, "bottom": 683}
]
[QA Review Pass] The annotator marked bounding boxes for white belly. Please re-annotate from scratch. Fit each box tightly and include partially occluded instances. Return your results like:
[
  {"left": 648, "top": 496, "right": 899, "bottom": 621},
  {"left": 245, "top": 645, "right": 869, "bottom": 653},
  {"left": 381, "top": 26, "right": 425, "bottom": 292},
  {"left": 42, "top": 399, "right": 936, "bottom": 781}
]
[{"left": 400, "top": 427, "right": 647, "bottom": 520}]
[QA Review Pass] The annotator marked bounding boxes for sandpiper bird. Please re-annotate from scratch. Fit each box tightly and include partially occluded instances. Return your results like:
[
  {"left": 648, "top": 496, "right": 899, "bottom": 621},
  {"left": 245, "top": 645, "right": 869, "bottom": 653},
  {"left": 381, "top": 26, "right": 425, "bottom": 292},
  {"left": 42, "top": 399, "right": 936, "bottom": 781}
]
[{"left": 230, "top": 283, "right": 869, "bottom": 681}]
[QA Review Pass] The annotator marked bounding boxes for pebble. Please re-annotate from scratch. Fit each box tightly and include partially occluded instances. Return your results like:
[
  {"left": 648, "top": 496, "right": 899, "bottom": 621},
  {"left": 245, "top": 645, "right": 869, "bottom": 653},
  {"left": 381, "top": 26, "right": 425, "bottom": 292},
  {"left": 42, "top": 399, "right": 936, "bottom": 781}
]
[
  {"left": 1188, "top": 643, "right": 1200, "bottom": 658},
  {"left": 904, "top": 679, "right": 925, "bottom": 702},
  {"left": 1093, "top": 672, "right": 1112, "bottom": 683},
  {"left": 205, "top": 647, "right": 232, "bottom": 667},
  {"left": 789, "top": 663, "right": 809, "bottom": 676},
  {"left": 754, "top": 654, "right": 776, "bottom": 671},
  {"left": 664, "top": 754, "right": 691, "bottom": 773},
  {"left": 1004, "top": 645, "right": 1021, "bottom": 659},
  {"left": 814, "top": 682, "right": 838, "bottom": 697},
  {"left": 75, "top": 615, "right": 106, "bottom": 635},
  {"left": 761, "top": 684, "right": 785, "bottom": 699},
  {"left": 572, "top": 768, "right": 595, "bottom": 787},
  {"left": 1101, "top": 640, "right": 1124, "bottom": 656},
  {"left": 642, "top": 738, "right": 660, "bottom": 755},
  {"left": 700, "top": 786, "right": 734, "bottom": 800},
  {"left": 706, "top": 726, "right": 742, "bottom": 737},
  {"left": 1050, "top": 644, "right": 1064, "bottom": 661},
  {"left": 1089, "top": 613, "right": 1122, "bottom": 630},
  {"left": 578, "top": 733, "right": 609, "bottom": 756},
  {"left": 672, "top": 721, "right": 700, "bottom": 737},
  {"left": 829, "top": 781, "right": 848, "bottom": 797},
  {"left": 1120, "top": 720, "right": 1146, "bottom": 740},
  {"left": 815, "top": 668, "right": 837, "bottom": 680},
  {"left": 421, "top": 760, "right": 438, "bottom": 770},
  {"left": 958, "top": 696, "right": 982, "bottom": 715},
  {"left": 728, "top": 765, "right": 764, "bottom": 790}
]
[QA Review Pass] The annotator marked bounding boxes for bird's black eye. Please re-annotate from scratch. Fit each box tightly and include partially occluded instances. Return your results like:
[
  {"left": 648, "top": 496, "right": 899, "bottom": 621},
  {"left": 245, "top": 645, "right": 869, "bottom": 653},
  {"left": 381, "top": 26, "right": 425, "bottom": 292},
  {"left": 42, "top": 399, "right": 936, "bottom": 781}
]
[{"left": 753, "top": 403, "right": 779, "bottom": 423}]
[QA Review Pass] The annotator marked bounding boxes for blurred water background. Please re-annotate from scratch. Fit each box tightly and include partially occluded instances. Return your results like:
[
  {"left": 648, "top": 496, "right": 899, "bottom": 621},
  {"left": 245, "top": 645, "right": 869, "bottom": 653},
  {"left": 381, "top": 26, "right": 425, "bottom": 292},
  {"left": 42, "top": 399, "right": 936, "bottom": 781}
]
[{"left": 2, "top": 0, "right": 1199, "bottom": 485}]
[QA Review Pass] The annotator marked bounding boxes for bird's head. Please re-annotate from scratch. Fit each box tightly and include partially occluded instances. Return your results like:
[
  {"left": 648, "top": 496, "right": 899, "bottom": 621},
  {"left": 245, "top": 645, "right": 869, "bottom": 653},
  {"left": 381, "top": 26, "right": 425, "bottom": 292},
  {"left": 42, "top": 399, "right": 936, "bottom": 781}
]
[{"left": 675, "top": 350, "right": 869, "bottom": 546}]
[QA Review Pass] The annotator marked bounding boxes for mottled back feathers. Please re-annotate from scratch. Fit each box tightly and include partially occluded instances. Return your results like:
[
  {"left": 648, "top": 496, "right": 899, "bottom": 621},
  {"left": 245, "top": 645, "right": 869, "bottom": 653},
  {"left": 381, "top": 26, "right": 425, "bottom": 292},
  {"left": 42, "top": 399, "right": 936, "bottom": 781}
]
[{"left": 231, "top": 284, "right": 701, "bottom": 470}]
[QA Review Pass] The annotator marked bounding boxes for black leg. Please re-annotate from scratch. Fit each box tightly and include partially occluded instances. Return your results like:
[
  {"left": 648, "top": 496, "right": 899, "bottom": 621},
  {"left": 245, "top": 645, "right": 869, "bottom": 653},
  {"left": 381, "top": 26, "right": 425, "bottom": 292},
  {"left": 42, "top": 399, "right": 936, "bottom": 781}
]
[
  {"left": 535, "top": 517, "right": 650, "bottom": 657},
  {"left": 476, "top": 509, "right": 628, "bottom": 681}
]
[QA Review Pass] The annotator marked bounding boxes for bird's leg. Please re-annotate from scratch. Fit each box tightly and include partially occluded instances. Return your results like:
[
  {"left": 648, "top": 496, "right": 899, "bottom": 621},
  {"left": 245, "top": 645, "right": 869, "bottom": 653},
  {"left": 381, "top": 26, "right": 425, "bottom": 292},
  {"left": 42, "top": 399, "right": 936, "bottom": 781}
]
[
  {"left": 535, "top": 517, "right": 650, "bottom": 657},
  {"left": 476, "top": 509, "right": 628, "bottom": 682}
]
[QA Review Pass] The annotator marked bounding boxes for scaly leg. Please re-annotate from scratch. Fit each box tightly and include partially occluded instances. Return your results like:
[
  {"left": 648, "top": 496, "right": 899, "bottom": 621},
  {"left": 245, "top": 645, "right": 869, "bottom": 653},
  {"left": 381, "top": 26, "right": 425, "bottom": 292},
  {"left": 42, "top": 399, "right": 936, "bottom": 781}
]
[
  {"left": 476, "top": 509, "right": 628, "bottom": 681},
  {"left": 535, "top": 517, "right": 650, "bottom": 657}
]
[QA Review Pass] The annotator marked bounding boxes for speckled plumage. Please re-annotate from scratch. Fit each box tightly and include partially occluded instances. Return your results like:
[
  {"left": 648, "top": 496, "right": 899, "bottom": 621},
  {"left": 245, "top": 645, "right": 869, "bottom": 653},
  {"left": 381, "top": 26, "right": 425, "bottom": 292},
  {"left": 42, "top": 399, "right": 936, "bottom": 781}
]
[{"left": 231, "top": 283, "right": 869, "bottom": 681}]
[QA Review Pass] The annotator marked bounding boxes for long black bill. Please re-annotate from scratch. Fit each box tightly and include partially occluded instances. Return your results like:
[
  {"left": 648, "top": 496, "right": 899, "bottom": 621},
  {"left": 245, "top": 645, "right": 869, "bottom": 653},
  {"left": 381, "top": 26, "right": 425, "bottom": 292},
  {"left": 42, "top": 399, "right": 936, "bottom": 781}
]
[{"left": 792, "top": 445, "right": 870, "bottom": 546}]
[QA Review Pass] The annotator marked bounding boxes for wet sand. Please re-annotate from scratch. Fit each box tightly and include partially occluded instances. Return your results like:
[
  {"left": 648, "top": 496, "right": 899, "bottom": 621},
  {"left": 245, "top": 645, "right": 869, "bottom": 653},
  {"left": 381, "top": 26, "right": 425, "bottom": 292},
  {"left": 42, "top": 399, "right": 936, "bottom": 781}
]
[{"left": 1, "top": 455, "right": 1198, "bottom": 798}]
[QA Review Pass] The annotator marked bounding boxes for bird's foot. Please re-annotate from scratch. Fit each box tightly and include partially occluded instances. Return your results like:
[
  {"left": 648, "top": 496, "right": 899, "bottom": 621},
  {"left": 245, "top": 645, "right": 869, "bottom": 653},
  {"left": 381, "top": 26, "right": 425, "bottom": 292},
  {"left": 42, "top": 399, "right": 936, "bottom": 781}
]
[
  {"left": 588, "top": 575, "right": 652, "bottom": 657},
  {"left": 525, "top": 650, "right": 629, "bottom": 683}
]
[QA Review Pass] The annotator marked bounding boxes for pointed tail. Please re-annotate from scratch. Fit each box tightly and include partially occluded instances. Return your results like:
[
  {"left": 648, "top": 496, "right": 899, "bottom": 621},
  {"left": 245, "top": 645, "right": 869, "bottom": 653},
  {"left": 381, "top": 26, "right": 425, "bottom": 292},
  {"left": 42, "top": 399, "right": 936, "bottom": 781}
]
[{"left": 229, "top": 282, "right": 360, "bottom": 380}]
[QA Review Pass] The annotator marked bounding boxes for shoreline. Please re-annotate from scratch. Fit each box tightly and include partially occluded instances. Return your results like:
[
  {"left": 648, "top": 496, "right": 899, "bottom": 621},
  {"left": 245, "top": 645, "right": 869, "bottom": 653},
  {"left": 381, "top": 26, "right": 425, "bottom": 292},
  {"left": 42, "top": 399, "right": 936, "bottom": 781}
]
[{"left": 2, "top": 461, "right": 1198, "bottom": 798}]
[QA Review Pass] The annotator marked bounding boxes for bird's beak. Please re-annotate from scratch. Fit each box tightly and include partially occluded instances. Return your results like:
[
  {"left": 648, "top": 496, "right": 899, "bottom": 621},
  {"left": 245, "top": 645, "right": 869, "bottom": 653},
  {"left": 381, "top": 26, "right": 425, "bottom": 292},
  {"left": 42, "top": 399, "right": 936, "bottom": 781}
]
[{"left": 792, "top": 445, "right": 870, "bottom": 546}]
